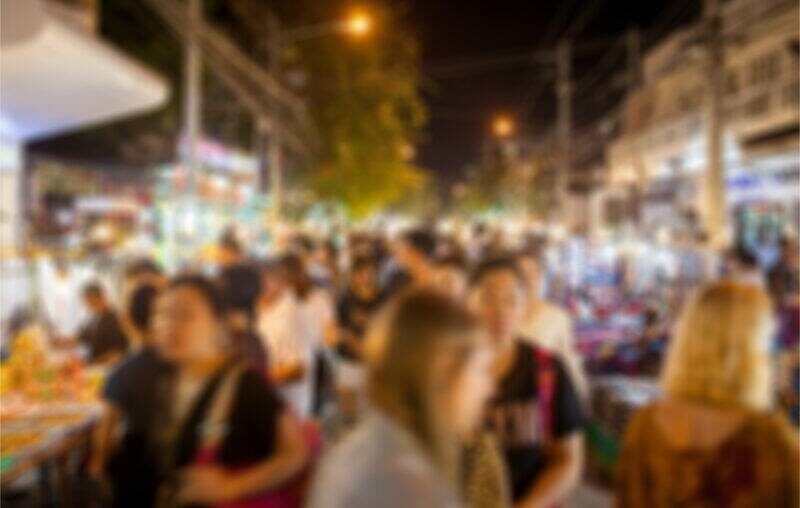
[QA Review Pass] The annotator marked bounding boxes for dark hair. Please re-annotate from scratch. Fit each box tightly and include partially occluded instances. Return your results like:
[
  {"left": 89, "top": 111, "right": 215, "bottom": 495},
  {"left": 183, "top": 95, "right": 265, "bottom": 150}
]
[
  {"left": 516, "top": 241, "right": 543, "bottom": 262},
  {"left": 218, "top": 263, "right": 262, "bottom": 317},
  {"left": 402, "top": 229, "right": 436, "bottom": 259},
  {"left": 278, "top": 253, "right": 313, "bottom": 299},
  {"left": 468, "top": 256, "right": 527, "bottom": 289},
  {"left": 82, "top": 282, "right": 105, "bottom": 299},
  {"left": 129, "top": 284, "right": 159, "bottom": 333},
  {"left": 292, "top": 235, "right": 315, "bottom": 255},
  {"left": 169, "top": 275, "right": 227, "bottom": 319},
  {"left": 435, "top": 253, "right": 468, "bottom": 272},
  {"left": 219, "top": 234, "right": 242, "bottom": 255},
  {"left": 730, "top": 245, "right": 759, "bottom": 269},
  {"left": 124, "top": 258, "right": 163, "bottom": 279},
  {"left": 351, "top": 255, "right": 377, "bottom": 273}
]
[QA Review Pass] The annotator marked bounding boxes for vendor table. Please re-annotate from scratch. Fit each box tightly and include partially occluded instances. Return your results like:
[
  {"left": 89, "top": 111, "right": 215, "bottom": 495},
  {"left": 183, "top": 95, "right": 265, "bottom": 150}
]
[{"left": 1, "top": 403, "right": 101, "bottom": 506}]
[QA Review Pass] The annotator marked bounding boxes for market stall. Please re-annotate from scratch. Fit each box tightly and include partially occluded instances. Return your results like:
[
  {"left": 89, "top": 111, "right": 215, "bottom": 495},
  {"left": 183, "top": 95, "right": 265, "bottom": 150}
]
[{"left": 1, "top": 326, "right": 105, "bottom": 502}]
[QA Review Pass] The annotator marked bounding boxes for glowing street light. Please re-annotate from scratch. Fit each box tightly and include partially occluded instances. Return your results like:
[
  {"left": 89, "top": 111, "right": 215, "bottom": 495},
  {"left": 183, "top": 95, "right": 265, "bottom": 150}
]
[
  {"left": 492, "top": 115, "right": 515, "bottom": 138},
  {"left": 346, "top": 11, "right": 372, "bottom": 37}
]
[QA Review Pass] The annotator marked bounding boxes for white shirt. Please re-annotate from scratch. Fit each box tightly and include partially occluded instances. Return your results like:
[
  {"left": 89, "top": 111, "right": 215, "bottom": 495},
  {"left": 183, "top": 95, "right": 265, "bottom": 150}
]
[
  {"left": 519, "top": 302, "right": 589, "bottom": 403},
  {"left": 296, "top": 288, "right": 334, "bottom": 352},
  {"left": 257, "top": 292, "right": 313, "bottom": 417}
]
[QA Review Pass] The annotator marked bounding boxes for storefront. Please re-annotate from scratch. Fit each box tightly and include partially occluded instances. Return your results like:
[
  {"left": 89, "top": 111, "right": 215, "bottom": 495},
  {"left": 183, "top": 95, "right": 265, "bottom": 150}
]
[{"left": 0, "top": 0, "right": 168, "bottom": 320}]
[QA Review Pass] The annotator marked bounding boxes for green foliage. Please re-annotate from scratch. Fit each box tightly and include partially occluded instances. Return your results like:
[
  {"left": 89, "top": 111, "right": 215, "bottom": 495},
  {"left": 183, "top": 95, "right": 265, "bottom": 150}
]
[{"left": 290, "top": 1, "right": 429, "bottom": 219}]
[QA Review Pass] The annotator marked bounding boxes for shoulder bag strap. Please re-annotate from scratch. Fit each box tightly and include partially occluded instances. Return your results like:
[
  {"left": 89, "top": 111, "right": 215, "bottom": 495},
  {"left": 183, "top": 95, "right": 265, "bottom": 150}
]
[
  {"left": 198, "top": 363, "right": 244, "bottom": 451},
  {"left": 535, "top": 347, "right": 556, "bottom": 443}
]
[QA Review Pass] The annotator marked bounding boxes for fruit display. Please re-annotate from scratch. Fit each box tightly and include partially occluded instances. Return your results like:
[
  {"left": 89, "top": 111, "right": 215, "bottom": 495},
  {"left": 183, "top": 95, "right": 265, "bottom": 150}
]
[{"left": 0, "top": 325, "right": 104, "bottom": 479}]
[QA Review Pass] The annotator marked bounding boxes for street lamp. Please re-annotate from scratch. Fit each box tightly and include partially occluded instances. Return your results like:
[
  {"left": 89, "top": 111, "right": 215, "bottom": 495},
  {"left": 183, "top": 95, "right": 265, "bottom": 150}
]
[
  {"left": 346, "top": 11, "right": 372, "bottom": 37},
  {"left": 492, "top": 115, "right": 515, "bottom": 139},
  {"left": 265, "top": 9, "right": 373, "bottom": 222},
  {"left": 280, "top": 10, "right": 373, "bottom": 45}
]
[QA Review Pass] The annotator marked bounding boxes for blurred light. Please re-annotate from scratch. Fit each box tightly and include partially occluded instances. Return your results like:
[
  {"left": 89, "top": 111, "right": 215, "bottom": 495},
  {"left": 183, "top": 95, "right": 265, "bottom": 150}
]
[
  {"left": 346, "top": 11, "right": 371, "bottom": 36},
  {"left": 492, "top": 115, "right": 515, "bottom": 138}
]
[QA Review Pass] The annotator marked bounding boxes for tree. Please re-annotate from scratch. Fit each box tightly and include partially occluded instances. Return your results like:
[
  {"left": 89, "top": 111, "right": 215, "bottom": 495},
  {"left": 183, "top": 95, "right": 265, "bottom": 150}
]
[{"left": 231, "top": 0, "right": 429, "bottom": 220}]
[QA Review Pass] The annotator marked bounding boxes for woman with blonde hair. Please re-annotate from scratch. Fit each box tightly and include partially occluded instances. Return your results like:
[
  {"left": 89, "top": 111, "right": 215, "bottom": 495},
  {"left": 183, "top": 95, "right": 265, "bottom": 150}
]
[
  {"left": 616, "top": 281, "right": 799, "bottom": 507},
  {"left": 308, "top": 288, "right": 496, "bottom": 508}
]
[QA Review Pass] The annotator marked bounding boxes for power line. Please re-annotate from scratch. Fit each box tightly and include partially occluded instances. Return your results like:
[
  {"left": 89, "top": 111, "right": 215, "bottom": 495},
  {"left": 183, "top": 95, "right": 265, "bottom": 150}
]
[
  {"left": 542, "top": 0, "right": 578, "bottom": 42},
  {"left": 563, "top": 0, "right": 607, "bottom": 39}
]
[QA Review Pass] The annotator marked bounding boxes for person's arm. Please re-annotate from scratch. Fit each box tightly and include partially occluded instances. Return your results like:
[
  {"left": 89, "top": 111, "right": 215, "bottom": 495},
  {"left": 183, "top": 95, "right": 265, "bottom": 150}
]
[
  {"left": 516, "top": 433, "right": 583, "bottom": 508},
  {"left": 176, "top": 411, "right": 310, "bottom": 504},
  {"left": 88, "top": 401, "right": 121, "bottom": 478}
]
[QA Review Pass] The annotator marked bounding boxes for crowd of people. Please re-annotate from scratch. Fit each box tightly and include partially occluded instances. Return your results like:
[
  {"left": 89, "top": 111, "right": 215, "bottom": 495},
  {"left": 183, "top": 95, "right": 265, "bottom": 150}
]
[{"left": 13, "top": 226, "right": 798, "bottom": 507}]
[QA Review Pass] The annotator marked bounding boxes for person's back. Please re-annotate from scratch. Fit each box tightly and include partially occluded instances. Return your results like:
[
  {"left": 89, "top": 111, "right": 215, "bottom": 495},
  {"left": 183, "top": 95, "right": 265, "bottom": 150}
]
[
  {"left": 308, "top": 411, "right": 462, "bottom": 508},
  {"left": 617, "top": 399, "right": 798, "bottom": 507}
]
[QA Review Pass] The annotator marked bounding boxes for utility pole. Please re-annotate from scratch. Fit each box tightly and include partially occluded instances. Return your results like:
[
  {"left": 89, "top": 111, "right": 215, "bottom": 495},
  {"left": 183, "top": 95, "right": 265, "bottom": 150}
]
[
  {"left": 266, "top": 11, "right": 284, "bottom": 223},
  {"left": 181, "top": 0, "right": 202, "bottom": 257},
  {"left": 703, "top": 0, "right": 726, "bottom": 245},
  {"left": 556, "top": 40, "right": 572, "bottom": 218},
  {"left": 626, "top": 27, "right": 643, "bottom": 224}
]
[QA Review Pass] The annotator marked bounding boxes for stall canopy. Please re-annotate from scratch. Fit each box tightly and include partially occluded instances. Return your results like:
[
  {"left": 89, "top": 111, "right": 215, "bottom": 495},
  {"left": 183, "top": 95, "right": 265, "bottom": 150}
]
[{"left": 0, "top": 0, "right": 169, "bottom": 142}]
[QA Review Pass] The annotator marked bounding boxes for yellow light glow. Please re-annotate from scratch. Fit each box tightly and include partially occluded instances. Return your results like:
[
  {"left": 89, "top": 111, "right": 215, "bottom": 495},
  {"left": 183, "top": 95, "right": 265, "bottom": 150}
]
[
  {"left": 492, "top": 116, "right": 515, "bottom": 138},
  {"left": 347, "top": 12, "right": 371, "bottom": 36}
]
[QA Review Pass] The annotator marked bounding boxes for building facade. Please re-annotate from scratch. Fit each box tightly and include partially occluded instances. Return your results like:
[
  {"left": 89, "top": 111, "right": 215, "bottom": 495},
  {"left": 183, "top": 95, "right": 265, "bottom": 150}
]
[{"left": 604, "top": 0, "right": 799, "bottom": 247}]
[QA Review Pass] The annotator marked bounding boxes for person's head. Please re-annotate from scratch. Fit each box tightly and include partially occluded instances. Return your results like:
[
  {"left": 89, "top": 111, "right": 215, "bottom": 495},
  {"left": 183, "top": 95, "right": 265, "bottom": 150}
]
[
  {"left": 662, "top": 281, "right": 774, "bottom": 411},
  {"left": 516, "top": 246, "right": 544, "bottom": 299},
  {"left": 433, "top": 254, "right": 468, "bottom": 299},
  {"left": 365, "top": 289, "right": 493, "bottom": 480},
  {"left": 152, "top": 275, "right": 228, "bottom": 365},
  {"left": 395, "top": 229, "right": 436, "bottom": 274},
  {"left": 291, "top": 235, "right": 316, "bottom": 262},
  {"left": 277, "top": 253, "right": 313, "bottom": 299},
  {"left": 128, "top": 284, "right": 160, "bottom": 342},
  {"left": 349, "top": 255, "right": 378, "bottom": 295},
  {"left": 218, "top": 235, "right": 243, "bottom": 267},
  {"left": 124, "top": 258, "right": 164, "bottom": 284},
  {"left": 259, "top": 259, "right": 286, "bottom": 301},
  {"left": 468, "top": 257, "right": 528, "bottom": 349},
  {"left": 780, "top": 236, "right": 799, "bottom": 266},
  {"left": 218, "top": 263, "right": 262, "bottom": 319},
  {"left": 82, "top": 282, "right": 108, "bottom": 313}
]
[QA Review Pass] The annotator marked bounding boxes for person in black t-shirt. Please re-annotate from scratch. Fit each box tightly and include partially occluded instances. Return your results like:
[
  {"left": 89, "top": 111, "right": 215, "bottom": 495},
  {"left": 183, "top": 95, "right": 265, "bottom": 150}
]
[
  {"left": 334, "top": 256, "right": 384, "bottom": 421},
  {"left": 468, "top": 257, "right": 583, "bottom": 505},
  {"left": 78, "top": 282, "right": 128, "bottom": 364},
  {"left": 383, "top": 228, "right": 437, "bottom": 297},
  {"left": 151, "top": 276, "right": 309, "bottom": 506},
  {"left": 93, "top": 283, "right": 166, "bottom": 507}
]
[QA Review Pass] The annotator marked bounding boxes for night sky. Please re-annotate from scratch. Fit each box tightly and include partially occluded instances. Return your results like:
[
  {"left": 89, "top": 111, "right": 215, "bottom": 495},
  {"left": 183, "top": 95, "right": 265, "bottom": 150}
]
[{"left": 407, "top": 0, "right": 701, "bottom": 188}]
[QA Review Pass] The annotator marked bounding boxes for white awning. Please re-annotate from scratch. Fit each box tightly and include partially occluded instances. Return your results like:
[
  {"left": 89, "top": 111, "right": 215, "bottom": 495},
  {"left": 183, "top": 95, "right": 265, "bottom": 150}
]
[{"left": 0, "top": 0, "right": 169, "bottom": 141}]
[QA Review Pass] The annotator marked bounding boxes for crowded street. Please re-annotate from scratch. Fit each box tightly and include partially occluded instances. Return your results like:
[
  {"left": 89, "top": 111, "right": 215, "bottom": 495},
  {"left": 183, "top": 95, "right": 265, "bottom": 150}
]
[{"left": 1, "top": 0, "right": 798, "bottom": 507}]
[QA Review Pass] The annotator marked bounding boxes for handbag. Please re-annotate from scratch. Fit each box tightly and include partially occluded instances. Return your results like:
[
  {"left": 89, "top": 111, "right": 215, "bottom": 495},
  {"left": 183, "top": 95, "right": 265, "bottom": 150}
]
[{"left": 159, "top": 364, "right": 320, "bottom": 508}]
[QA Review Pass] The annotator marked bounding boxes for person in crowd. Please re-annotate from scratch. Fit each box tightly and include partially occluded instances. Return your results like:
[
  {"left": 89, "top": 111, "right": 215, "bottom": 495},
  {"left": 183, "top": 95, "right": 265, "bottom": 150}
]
[
  {"left": 121, "top": 259, "right": 164, "bottom": 301},
  {"left": 723, "top": 245, "right": 764, "bottom": 288},
  {"left": 217, "top": 231, "right": 246, "bottom": 270},
  {"left": 433, "top": 253, "right": 469, "bottom": 299},
  {"left": 384, "top": 228, "right": 437, "bottom": 294},
  {"left": 280, "top": 253, "right": 337, "bottom": 417},
  {"left": 91, "top": 283, "right": 165, "bottom": 507},
  {"left": 308, "top": 289, "right": 496, "bottom": 508},
  {"left": 768, "top": 236, "right": 800, "bottom": 311},
  {"left": 257, "top": 259, "right": 313, "bottom": 418},
  {"left": 119, "top": 259, "right": 165, "bottom": 348},
  {"left": 333, "top": 255, "right": 384, "bottom": 423},
  {"left": 151, "top": 275, "right": 309, "bottom": 506},
  {"left": 516, "top": 248, "right": 589, "bottom": 404},
  {"left": 218, "top": 264, "right": 267, "bottom": 371},
  {"left": 311, "top": 239, "right": 341, "bottom": 291},
  {"left": 43, "top": 258, "right": 84, "bottom": 341},
  {"left": 77, "top": 282, "right": 128, "bottom": 364},
  {"left": 616, "top": 281, "right": 799, "bottom": 507},
  {"left": 768, "top": 237, "right": 800, "bottom": 424},
  {"left": 468, "top": 257, "right": 584, "bottom": 507}
]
